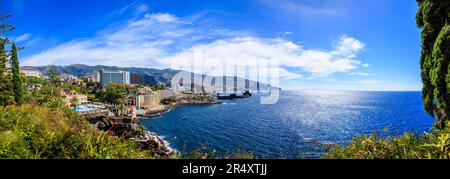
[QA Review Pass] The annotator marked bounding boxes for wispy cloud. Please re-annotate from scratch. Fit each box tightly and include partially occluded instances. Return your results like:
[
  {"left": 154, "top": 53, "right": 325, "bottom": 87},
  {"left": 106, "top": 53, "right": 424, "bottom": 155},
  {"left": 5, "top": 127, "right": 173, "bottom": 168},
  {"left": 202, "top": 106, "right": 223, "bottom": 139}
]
[
  {"left": 23, "top": 12, "right": 368, "bottom": 79},
  {"left": 255, "top": 0, "right": 346, "bottom": 20},
  {"left": 147, "top": 13, "right": 177, "bottom": 22},
  {"left": 14, "top": 33, "right": 31, "bottom": 42},
  {"left": 350, "top": 72, "right": 370, "bottom": 76},
  {"left": 284, "top": 31, "right": 293, "bottom": 36},
  {"left": 107, "top": 2, "right": 149, "bottom": 18},
  {"left": 134, "top": 3, "right": 149, "bottom": 15}
]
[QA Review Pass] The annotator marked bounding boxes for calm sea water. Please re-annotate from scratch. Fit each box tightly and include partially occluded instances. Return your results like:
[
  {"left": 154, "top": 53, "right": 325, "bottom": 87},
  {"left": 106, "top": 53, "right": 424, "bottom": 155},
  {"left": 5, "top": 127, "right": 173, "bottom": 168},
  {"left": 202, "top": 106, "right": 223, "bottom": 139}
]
[{"left": 141, "top": 91, "right": 434, "bottom": 159}]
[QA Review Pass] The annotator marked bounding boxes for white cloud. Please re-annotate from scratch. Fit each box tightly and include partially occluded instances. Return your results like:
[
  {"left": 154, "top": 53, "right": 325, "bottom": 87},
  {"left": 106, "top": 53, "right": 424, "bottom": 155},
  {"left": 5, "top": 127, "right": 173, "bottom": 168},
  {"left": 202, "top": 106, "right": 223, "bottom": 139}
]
[
  {"left": 23, "top": 12, "right": 367, "bottom": 80},
  {"left": 107, "top": 2, "right": 149, "bottom": 17},
  {"left": 284, "top": 31, "right": 293, "bottom": 36},
  {"left": 357, "top": 80, "right": 384, "bottom": 85},
  {"left": 15, "top": 33, "right": 31, "bottom": 42},
  {"left": 147, "top": 13, "right": 178, "bottom": 23},
  {"left": 351, "top": 72, "right": 370, "bottom": 76},
  {"left": 22, "top": 12, "right": 199, "bottom": 67},
  {"left": 23, "top": 39, "right": 164, "bottom": 67},
  {"left": 134, "top": 4, "right": 149, "bottom": 15},
  {"left": 280, "top": 68, "right": 303, "bottom": 79},
  {"left": 160, "top": 36, "right": 366, "bottom": 78},
  {"left": 331, "top": 35, "right": 365, "bottom": 58}
]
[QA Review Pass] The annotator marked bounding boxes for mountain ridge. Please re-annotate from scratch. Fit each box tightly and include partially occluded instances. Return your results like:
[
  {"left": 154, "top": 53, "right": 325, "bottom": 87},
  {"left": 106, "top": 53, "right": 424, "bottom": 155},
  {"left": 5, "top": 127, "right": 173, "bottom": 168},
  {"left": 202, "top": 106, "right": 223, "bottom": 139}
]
[
  {"left": 23, "top": 64, "right": 277, "bottom": 91},
  {"left": 23, "top": 64, "right": 181, "bottom": 84}
]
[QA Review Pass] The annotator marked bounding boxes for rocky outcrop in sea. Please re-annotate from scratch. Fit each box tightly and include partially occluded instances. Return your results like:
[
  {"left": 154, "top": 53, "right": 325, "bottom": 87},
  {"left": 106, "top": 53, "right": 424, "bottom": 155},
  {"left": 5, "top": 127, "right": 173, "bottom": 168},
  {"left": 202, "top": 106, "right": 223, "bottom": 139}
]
[{"left": 84, "top": 113, "right": 174, "bottom": 158}]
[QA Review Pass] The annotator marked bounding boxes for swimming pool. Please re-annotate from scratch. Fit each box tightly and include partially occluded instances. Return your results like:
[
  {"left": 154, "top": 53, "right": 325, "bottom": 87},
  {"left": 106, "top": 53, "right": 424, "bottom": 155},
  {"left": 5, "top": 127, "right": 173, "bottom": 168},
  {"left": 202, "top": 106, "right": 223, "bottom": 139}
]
[{"left": 73, "top": 104, "right": 97, "bottom": 112}]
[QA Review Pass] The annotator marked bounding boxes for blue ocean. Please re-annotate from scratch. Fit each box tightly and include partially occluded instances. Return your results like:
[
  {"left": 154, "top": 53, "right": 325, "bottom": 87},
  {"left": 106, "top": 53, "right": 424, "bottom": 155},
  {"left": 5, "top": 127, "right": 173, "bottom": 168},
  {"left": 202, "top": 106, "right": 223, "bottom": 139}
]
[{"left": 141, "top": 91, "right": 434, "bottom": 159}]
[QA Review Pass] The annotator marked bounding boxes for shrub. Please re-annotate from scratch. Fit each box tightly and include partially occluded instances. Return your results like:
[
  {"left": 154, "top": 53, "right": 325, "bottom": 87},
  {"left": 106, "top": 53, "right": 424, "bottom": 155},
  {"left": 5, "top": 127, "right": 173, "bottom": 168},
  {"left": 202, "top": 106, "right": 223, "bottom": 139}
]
[
  {"left": 0, "top": 104, "right": 153, "bottom": 159},
  {"left": 179, "top": 143, "right": 253, "bottom": 159},
  {"left": 325, "top": 123, "right": 450, "bottom": 159}
]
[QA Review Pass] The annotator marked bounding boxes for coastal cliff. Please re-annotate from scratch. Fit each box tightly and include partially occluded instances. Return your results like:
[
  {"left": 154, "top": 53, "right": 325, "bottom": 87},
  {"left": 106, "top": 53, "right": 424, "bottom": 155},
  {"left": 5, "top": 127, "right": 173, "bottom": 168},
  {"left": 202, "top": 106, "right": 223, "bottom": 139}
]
[{"left": 85, "top": 114, "right": 174, "bottom": 157}]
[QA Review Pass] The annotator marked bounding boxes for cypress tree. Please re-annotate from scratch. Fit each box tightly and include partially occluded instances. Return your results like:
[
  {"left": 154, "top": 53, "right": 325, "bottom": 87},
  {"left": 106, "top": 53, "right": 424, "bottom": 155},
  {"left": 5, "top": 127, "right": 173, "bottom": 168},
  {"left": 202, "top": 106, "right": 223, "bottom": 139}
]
[
  {"left": 0, "top": 41, "right": 9, "bottom": 106},
  {"left": 0, "top": 42, "right": 14, "bottom": 106},
  {"left": 0, "top": 10, "right": 15, "bottom": 106},
  {"left": 11, "top": 43, "right": 23, "bottom": 105},
  {"left": 416, "top": 0, "right": 450, "bottom": 129}
]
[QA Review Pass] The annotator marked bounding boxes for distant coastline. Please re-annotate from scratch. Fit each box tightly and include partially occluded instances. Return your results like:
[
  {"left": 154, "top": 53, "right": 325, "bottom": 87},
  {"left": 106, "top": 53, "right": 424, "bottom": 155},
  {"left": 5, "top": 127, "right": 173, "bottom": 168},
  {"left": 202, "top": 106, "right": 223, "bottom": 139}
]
[{"left": 22, "top": 64, "right": 277, "bottom": 90}]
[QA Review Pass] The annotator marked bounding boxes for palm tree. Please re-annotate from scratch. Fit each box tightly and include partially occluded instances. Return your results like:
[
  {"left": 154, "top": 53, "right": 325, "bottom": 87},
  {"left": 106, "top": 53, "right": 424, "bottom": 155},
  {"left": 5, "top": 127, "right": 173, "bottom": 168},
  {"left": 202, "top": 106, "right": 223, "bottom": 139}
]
[{"left": 70, "top": 96, "right": 80, "bottom": 107}]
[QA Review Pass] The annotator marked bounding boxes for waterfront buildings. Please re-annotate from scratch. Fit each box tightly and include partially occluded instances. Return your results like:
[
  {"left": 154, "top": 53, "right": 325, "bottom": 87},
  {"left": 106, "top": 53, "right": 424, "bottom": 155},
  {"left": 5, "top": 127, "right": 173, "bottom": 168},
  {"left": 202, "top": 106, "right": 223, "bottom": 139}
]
[
  {"left": 97, "top": 70, "right": 131, "bottom": 89},
  {"left": 97, "top": 69, "right": 158, "bottom": 88},
  {"left": 135, "top": 90, "right": 176, "bottom": 109},
  {"left": 159, "top": 90, "right": 176, "bottom": 100},
  {"left": 131, "top": 73, "right": 157, "bottom": 85},
  {"left": 137, "top": 86, "right": 153, "bottom": 95}
]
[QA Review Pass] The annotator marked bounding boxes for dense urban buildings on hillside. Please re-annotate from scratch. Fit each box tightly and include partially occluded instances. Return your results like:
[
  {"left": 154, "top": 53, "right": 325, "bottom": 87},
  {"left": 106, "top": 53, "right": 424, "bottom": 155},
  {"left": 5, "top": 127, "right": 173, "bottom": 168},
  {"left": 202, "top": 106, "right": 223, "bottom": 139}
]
[{"left": 19, "top": 67, "right": 43, "bottom": 78}]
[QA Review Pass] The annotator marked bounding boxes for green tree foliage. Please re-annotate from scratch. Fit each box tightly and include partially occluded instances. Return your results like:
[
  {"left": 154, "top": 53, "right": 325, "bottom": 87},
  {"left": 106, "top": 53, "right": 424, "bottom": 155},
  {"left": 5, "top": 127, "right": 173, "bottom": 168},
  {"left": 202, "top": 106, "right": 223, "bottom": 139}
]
[
  {"left": 70, "top": 96, "right": 80, "bottom": 107},
  {"left": 149, "top": 83, "right": 166, "bottom": 91},
  {"left": 97, "top": 83, "right": 127, "bottom": 106},
  {"left": 0, "top": 42, "right": 13, "bottom": 106},
  {"left": 48, "top": 65, "right": 61, "bottom": 86},
  {"left": 11, "top": 43, "right": 24, "bottom": 105},
  {"left": 0, "top": 9, "right": 14, "bottom": 34},
  {"left": 61, "top": 82, "right": 83, "bottom": 94},
  {"left": 160, "top": 97, "right": 177, "bottom": 105},
  {"left": 416, "top": 0, "right": 450, "bottom": 129},
  {"left": 0, "top": 104, "right": 153, "bottom": 159},
  {"left": 179, "top": 144, "right": 253, "bottom": 159},
  {"left": 0, "top": 9, "right": 14, "bottom": 106},
  {"left": 96, "top": 83, "right": 127, "bottom": 115},
  {"left": 325, "top": 124, "right": 450, "bottom": 159}
]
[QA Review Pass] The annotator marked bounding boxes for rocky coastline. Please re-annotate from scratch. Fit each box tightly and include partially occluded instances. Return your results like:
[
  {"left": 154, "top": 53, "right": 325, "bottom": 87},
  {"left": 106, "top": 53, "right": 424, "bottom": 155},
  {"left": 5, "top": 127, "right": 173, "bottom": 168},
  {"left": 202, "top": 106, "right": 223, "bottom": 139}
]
[
  {"left": 84, "top": 114, "right": 175, "bottom": 157},
  {"left": 139, "top": 105, "right": 174, "bottom": 118},
  {"left": 82, "top": 99, "right": 223, "bottom": 157}
]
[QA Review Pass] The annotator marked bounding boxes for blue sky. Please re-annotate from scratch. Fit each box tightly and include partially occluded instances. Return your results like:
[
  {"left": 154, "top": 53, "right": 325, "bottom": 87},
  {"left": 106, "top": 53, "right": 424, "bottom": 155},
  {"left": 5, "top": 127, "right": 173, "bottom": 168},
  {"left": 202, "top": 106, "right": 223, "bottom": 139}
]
[{"left": 1, "top": 0, "right": 422, "bottom": 91}]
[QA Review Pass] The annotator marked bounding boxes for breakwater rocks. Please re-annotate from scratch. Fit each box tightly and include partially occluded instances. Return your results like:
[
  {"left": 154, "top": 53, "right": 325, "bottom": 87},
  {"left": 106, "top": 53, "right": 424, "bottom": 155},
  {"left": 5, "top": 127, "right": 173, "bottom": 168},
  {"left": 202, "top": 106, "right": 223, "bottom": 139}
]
[
  {"left": 84, "top": 114, "right": 174, "bottom": 158},
  {"left": 135, "top": 131, "right": 174, "bottom": 157}
]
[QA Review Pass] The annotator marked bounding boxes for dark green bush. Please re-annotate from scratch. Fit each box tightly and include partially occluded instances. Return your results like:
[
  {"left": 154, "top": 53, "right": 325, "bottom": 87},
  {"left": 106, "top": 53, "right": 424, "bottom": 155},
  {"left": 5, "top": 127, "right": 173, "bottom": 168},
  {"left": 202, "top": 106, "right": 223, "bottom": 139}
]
[
  {"left": 0, "top": 104, "right": 153, "bottom": 159},
  {"left": 325, "top": 124, "right": 450, "bottom": 159}
]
